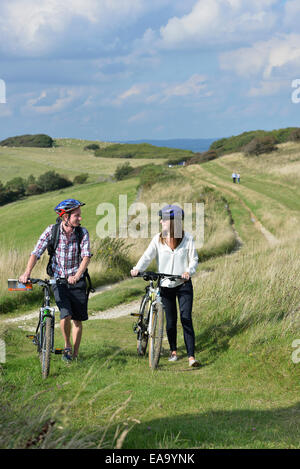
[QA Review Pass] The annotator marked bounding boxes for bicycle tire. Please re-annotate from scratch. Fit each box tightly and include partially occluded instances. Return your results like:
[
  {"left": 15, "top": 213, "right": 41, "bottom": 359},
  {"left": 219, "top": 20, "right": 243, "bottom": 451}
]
[
  {"left": 39, "top": 316, "right": 52, "bottom": 379},
  {"left": 137, "top": 295, "right": 150, "bottom": 356},
  {"left": 148, "top": 302, "right": 164, "bottom": 369}
]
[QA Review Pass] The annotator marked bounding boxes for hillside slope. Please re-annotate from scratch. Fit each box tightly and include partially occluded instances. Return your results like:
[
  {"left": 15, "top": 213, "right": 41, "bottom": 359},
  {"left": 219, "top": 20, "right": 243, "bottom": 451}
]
[{"left": 2, "top": 140, "right": 300, "bottom": 449}]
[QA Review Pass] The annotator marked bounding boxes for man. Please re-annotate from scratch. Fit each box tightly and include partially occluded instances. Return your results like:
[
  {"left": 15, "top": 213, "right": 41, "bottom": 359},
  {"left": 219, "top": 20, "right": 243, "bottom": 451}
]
[{"left": 19, "top": 199, "right": 92, "bottom": 363}]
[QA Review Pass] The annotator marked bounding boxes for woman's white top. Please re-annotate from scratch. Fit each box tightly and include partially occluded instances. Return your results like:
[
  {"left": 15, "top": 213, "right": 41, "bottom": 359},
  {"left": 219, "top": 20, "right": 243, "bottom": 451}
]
[{"left": 133, "top": 231, "right": 199, "bottom": 288}]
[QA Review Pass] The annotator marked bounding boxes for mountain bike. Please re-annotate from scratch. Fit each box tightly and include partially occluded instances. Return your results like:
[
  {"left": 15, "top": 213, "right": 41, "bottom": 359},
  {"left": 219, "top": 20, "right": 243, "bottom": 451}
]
[
  {"left": 8, "top": 277, "right": 67, "bottom": 379},
  {"left": 131, "top": 272, "right": 182, "bottom": 369}
]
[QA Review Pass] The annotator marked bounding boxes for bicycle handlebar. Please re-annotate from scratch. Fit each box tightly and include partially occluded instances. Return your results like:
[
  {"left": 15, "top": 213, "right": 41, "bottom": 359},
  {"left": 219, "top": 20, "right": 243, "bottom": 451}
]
[
  {"left": 136, "top": 271, "right": 184, "bottom": 281},
  {"left": 28, "top": 278, "right": 68, "bottom": 287}
]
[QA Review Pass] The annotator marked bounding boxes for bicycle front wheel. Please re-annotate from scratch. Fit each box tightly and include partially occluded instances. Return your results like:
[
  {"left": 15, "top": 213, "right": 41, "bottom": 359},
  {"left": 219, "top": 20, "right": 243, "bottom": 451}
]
[
  {"left": 148, "top": 302, "right": 164, "bottom": 369},
  {"left": 137, "top": 295, "right": 151, "bottom": 356},
  {"left": 39, "top": 317, "right": 52, "bottom": 379}
]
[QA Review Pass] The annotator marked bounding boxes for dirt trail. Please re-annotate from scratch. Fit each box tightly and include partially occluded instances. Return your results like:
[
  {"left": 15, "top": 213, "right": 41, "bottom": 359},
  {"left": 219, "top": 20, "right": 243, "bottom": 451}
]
[{"left": 191, "top": 166, "right": 280, "bottom": 247}]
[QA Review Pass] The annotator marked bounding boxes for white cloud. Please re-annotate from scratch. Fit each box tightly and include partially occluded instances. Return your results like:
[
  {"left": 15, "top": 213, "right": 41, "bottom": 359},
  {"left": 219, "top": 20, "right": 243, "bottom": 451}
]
[
  {"left": 248, "top": 80, "right": 286, "bottom": 97},
  {"left": 220, "top": 34, "right": 300, "bottom": 80},
  {"left": 128, "top": 111, "right": 147, "bottom": 123},
  {"left": 23, "top": 87, "right": 80, "bottom": 114},
  {"left": 111, "top": 74, "right": 209, "bottom": 108},
  {"left": 0, "top": 0, "right": 163, "bottom": 56},
  {"left": 159, "top": 0, "right": 280, "bottom": 49},
  {"left": 161, "top": 74, "right": 208, "bottom": 101}
]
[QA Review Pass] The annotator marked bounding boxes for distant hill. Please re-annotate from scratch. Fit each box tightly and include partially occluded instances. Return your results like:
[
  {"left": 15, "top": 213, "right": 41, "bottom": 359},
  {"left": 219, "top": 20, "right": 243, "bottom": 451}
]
[
  {"left": 94, "top": 142, "right": 193, "bottom": 159},
  {"left": 121, "top": 138, "right": 216, "bottom": 153},
  {"left": 210, "top": 127, "right": 300, "bottom": 155}
]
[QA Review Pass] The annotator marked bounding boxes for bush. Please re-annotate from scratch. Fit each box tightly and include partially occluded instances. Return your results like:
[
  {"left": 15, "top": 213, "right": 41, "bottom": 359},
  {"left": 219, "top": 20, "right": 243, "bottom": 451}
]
[
  {"left": 84, "top": 144, "right": 100, "bottom": 151},
  {"left": 37, "top": 171, "right": 73, "bottom": 192},
  {"left": 114, "top": 162, "right": 134, "bottom": 181},
  {"left": 243, "top": 136, "right": 277, "bottom": 156},
  {"left": 185, "top": 150, "right": 218, "bottom": 166},
  {"left": 25, "top": 183, "right": 43, "bottom": 196},
  {"left": 73, "top": 173, "right": 88, "bottom": 184},
  {"left": 138, "top": 164, "right": 177, "bottom": 189},
  {"left": 289, "top": 128, "right": 300, "bottom": 142},
  {"left": 0, "top": 134, "right": 53, "bottom": 148}
]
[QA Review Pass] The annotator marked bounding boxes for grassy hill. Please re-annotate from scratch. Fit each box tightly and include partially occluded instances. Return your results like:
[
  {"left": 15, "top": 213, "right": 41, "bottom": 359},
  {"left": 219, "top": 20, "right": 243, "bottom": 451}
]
[
  {"left": 94, "top": 142, "right": 193, "bottom": 159},
  {"left": 2, "top": 137, "right": 300, "bottom": 449},
  {"left": 0, "top": 138, "right": 168, "bottom": 185}
]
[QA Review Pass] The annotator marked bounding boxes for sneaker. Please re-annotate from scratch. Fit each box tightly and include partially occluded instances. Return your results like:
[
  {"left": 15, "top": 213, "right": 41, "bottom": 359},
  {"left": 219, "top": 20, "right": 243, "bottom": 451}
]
[
  {"left": 188, "top": 358, "right": 200, "bottom": 368},
  {"left": 168, "top": 354, "right": 178, "bottom": 362},
  {"left": 62, "top": 347, "right": 72, "bottom": 364}
]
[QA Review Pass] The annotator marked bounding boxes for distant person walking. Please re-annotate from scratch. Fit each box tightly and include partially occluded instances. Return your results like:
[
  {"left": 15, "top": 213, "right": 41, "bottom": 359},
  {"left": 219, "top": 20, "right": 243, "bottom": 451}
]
[
  {"left": 237, "top": 173, "right": 240, "bottom": 184},
  {"left": 232, "top": 172, "right": 237, "bottom": 183}
]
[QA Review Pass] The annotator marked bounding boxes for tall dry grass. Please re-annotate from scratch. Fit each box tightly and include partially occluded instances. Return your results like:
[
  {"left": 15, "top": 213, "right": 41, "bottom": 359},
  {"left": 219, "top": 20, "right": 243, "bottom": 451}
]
[{"left": 193, "top": 236, "right": 300, "bottom": 348}]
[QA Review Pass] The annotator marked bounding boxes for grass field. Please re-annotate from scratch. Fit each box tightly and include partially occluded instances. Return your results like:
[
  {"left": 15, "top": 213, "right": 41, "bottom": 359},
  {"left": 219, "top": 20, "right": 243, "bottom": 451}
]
[
  {"left": 0, "top": 138, "right": 167, "bottom": 184},
  {"left": 2, "top": 139, "right": 300, "bottom": 449}
]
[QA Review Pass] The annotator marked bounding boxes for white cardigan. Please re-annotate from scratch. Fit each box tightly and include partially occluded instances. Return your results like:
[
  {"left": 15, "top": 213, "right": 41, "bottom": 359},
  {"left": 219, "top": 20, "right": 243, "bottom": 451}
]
[{"left": 133, "top": 232, "right": 199, "bottom": 288}]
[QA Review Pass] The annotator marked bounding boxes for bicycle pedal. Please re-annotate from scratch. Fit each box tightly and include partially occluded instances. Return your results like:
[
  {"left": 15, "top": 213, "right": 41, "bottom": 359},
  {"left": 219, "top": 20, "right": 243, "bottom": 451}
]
[
  {"left": 130, "top": 313, "right": 140, "bottom": 317},
  {"left": 54, "top": 348, "right": 63, "bottom": 355},
  {"left": 26, "top": 335, "right": 35, "bottom": 339}
]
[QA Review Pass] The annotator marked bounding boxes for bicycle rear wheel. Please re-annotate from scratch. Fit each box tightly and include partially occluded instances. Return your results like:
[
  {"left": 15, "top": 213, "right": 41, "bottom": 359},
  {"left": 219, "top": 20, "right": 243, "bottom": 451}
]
[
  {"left": 39, "top": 317, "right": 52, "bottom": 379},
  {"left": 137, "top": 295, "right": 150, "bottom": 356},
  {"left": 148, "top": 302, "right": 164, "bottom": 369}
]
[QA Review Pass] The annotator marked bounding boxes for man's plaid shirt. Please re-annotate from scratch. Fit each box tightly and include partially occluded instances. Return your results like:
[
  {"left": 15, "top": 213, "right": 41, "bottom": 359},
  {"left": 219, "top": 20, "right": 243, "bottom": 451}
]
[{"left": 32, "top": 224, "right": 92, "bottom": 278}]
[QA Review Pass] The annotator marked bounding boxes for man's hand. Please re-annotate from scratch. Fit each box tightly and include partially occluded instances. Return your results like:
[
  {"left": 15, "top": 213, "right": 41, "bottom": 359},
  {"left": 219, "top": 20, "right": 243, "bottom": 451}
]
[
  {"left": 19, "top": 272, "right": 30, "bottom": 284},
  {"left": 130, "top": 269, "right": 139, "bottom": 277},
  {"left": 68, "top": 275, "right": 80, "bottom": 285}
]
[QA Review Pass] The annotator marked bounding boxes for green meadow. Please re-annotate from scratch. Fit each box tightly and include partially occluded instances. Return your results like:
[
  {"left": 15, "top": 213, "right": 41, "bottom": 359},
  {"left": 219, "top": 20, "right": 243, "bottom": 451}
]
[{"left": 2, "top": 137, "right": 300, "bottom": 449}]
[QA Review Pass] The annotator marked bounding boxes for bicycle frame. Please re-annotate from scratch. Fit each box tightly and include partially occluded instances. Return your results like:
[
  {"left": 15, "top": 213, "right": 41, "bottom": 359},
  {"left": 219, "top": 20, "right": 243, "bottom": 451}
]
[
  {"left": 33, "top": 280, "right": 56, "bottom": 354},
  {"left": 147, "top": 280, "right": 163, "bottom": 339}
]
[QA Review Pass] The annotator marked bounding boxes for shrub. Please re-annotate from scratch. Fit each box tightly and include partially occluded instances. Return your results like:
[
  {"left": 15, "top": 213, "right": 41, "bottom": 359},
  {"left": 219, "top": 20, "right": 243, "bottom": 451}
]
[
  {"left": 114, "top": 162, "right": 134, "bottom": 181},
  {"left": 138, "top": 164, "right": 177, "bottom": 189},
  {"left": 185, "top": 150, "right": 218, "bottom": 166},
  {"left": 289, "top": 128, "right": 300, "bottom": 142},
  {"left": 25, "top": 184, "right": 43, "bottom": 196},
  {"left": 84, "top": 144, "right": 100, "bottom": 151},
  {"left": 37, "top": 171, "right": 72, "bottom": 192},
  {"left": 5, "top": 177, "right": 26, "bottom": 196},
  {"left": 243, "top": 136, "right": 277, "bottom": 156},
  {"left": 73, "top": 173, "right": 89, "bottom": 184}
]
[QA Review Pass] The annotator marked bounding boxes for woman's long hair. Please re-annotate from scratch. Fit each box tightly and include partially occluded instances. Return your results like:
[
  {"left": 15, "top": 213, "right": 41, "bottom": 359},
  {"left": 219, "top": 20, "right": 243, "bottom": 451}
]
[{"left": 159, "top": 218, "right": 184, "bottom": 248}]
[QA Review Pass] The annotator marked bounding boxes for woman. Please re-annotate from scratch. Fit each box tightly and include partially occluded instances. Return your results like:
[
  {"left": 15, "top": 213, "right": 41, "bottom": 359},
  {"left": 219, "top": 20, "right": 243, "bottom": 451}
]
[{"left": 131, "top": 205, "right": 199, "bottom": 367}]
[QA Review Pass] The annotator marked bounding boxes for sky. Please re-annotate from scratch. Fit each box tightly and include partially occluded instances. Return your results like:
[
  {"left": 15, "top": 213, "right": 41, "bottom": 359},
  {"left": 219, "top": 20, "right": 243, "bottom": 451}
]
[{"left": 0, "top": 0, "right": 300, "bottom": 142}]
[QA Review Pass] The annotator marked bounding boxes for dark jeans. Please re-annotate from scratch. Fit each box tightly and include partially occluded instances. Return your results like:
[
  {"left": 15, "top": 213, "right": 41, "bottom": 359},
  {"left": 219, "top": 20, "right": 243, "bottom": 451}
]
[
  {"left": 52, "top": 278, "right": 88, "bottom": 321},
  {"left": 160, "top": 280, "right": 195, "bottom": 357}
]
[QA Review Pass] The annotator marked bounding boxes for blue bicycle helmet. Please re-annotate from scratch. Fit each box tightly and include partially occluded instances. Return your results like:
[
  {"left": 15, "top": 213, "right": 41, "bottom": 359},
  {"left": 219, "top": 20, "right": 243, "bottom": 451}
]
[
  {"left": 54, "top": 199, "right": 85, "bottom": 217},
  {"left": 158, "top": 204, "right": 184, "bottom": 220}
]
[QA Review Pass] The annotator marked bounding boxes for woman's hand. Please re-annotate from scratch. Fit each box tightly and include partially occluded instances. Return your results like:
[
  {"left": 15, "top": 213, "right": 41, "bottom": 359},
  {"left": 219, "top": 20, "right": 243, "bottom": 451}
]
[
  {"left": 181, "top": 272, "right": 190, "bottom": 280},
  {"left": 130, "top": 269, "right": 139, "bottom": 277}
]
